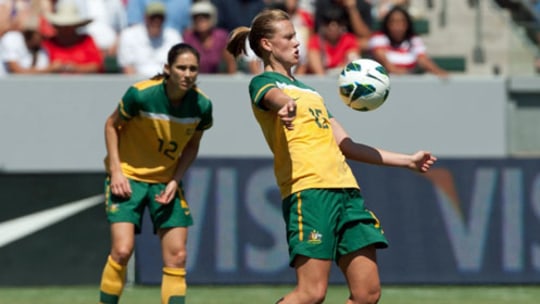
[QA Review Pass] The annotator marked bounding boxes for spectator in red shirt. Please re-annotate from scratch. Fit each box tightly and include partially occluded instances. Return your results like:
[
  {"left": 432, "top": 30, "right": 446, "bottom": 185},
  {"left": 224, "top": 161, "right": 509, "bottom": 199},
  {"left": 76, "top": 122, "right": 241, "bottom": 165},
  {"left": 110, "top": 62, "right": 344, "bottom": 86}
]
[
  {"left": 43, "top": 2, "right": 103, "bottom": 74},
  {"left": 307, "top": 6, "right": 360, "bottom": 75},
  {"left": 314, "top": 0, "right": 372, "bottom": 51}
]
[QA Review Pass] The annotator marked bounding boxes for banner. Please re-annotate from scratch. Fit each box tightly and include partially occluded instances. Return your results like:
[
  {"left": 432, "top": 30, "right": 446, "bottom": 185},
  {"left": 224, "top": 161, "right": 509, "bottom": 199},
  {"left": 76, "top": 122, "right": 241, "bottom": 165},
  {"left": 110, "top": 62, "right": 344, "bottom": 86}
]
[
  {"left": 135, "top": 159, "right": 540, "bottom": 285},
  {"left": 1, "top": 159, "right": 538, "bottom": 285}
]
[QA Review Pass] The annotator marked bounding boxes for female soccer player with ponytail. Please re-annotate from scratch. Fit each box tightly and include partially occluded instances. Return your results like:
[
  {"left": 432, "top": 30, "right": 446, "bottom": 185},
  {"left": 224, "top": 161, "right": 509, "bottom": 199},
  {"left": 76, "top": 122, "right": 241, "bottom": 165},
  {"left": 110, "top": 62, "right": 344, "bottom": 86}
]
[{"left": 227, "top": 9, "right": 436, "bottom": 304}]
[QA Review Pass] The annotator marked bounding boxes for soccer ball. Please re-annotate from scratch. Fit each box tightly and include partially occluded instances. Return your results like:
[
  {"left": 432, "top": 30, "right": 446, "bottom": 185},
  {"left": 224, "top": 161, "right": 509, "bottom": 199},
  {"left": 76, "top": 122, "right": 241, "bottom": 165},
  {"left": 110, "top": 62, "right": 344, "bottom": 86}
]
[{"left": 338, "top": 59, "right": 391, "bottom": 112}]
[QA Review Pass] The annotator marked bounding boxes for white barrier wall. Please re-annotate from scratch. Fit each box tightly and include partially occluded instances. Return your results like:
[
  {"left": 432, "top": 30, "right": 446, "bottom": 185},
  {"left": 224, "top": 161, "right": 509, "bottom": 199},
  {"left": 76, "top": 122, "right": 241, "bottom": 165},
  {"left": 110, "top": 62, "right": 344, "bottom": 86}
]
[
  {"left": 507, "top": 76, "right": 540, "bottom": 155},
  {"left": 0, "top": 75, "right": 508, "bottom": 172}
]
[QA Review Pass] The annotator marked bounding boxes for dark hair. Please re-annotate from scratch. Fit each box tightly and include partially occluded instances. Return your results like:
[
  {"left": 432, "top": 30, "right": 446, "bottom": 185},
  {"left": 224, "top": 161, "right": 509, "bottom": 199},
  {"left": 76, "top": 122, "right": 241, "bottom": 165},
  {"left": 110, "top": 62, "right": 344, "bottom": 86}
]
[
  {"left": 320, "top": 6, "right": 345, "bottom": 25},
  {"left": 226, "top": 9, "right": 290, "bottom": 59},
  {"left": 266, "top": 0, "right": 287, "bottom": 12},
  {"left": 380, "top": 6, "right": 415, "bottom": 47},
  {"left": 151, "top": 43, "right": 200, "bottom": 80}
]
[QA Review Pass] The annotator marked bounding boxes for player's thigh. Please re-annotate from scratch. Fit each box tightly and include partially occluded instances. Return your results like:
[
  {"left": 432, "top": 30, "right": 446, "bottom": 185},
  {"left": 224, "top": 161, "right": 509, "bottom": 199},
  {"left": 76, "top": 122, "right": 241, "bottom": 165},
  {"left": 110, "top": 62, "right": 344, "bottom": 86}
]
[
  {"left": 148, "top": 183, "right": 193, "bottom": 232},
  {"left": 294, "top": 255, "right": 332, "bottom": 295},
  {"left": 338, "top": 245, "right": 381, "bottom": 301}
]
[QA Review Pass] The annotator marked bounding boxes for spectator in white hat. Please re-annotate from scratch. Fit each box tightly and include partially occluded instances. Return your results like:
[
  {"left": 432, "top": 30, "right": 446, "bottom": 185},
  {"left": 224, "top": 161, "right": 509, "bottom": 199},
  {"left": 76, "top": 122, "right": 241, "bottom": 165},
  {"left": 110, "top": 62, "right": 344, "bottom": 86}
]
[
  {"left": 117, "top": 1, "right": 183, "bottom": 77},
  {"left": 127, "top": 0, "right": 192, "bottom": 34},
  {"left": 42, "top": 1, "right": 103, "bottom": 73},
  {"left": 57, "top": 0, "right": 127, "bottom": 58}
]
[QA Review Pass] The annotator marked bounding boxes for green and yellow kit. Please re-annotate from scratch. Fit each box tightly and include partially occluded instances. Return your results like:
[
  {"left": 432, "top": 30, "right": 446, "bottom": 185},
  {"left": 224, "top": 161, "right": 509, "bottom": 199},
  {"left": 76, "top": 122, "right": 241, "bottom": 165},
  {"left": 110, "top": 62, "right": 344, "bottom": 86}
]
[
  {"left": 104, "top": 78, "right": 213, "bottom": 232},
  {"left": 106, "top": 78, "right": 213, "bottom": 183},
  {"left": 249, "top": 72, "right": 387, "bottom": 263}
]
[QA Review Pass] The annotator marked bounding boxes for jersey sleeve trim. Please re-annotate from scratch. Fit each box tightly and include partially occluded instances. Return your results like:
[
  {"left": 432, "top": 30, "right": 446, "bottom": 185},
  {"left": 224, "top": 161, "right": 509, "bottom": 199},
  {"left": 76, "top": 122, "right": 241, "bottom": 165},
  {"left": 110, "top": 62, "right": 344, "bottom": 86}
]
[
  {"left": 253, "top": 83, "right": 276, "bottom": 109},
  {"left": 118, "top": 100, "right": 132, "bottom": 120}
]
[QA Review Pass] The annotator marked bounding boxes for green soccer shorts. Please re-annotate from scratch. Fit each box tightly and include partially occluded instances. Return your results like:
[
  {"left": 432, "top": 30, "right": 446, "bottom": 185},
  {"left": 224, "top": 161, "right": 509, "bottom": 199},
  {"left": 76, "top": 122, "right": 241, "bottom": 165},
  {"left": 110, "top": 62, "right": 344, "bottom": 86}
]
[
  {"left": 282, "top": 188, "right": 388, "bottom": 266},
  {"left": 104, "top": 177, "right": 193, "bottom": 233}
]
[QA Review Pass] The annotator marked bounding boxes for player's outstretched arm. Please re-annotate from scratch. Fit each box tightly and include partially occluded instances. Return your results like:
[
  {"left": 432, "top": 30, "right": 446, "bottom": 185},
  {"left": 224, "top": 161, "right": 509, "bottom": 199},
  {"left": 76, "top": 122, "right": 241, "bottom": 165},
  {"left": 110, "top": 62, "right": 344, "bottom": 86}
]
[
  {"left": 331, "top": 118, "right": 437, "bottom": 172},
  {"left": 262, "top": 88, "right": 297, "bottom": 130}
]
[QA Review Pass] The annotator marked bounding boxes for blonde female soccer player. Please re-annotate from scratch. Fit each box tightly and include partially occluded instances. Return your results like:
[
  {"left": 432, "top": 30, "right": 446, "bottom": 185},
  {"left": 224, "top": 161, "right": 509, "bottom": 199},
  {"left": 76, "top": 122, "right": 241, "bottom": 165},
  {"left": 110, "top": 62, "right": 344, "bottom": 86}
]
[
  {"left": 99, "top": 43, "right": 212, "bottom": 304},
  {"left": 227, "top": 9, "right": 436, "bottom": 304}
]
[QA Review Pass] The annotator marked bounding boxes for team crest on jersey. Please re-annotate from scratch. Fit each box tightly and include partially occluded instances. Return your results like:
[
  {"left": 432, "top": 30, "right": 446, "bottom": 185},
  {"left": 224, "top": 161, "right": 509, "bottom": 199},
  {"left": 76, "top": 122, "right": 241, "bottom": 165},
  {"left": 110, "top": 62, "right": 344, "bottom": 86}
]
[{"left": 307, "top": 230, "right": 322, "bottom": 244}]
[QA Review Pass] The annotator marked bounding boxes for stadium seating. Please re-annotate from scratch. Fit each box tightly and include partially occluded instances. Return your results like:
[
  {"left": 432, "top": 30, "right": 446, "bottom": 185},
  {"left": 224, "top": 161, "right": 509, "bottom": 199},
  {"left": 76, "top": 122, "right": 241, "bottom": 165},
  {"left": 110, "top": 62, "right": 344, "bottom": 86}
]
[
  {"left": 372, "top": 18, "right": 430, "bottom": 35},
  {"left": 431, "top": 55, "right": 467, "bottom": 72},
  {"left": 104, "top": 55, "right": 121, "bottom": 74}
]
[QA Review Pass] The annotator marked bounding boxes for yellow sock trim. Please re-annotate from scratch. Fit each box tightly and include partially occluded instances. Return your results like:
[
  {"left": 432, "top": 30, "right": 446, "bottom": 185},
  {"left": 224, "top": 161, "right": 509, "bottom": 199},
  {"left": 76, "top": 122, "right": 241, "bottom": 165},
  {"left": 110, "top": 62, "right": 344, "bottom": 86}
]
[
  {"left": 100, "top": 255, "right": 126, "bottom": 296},
  {"left": 161, "top": 267, "right": 186, "bottom": 304}
]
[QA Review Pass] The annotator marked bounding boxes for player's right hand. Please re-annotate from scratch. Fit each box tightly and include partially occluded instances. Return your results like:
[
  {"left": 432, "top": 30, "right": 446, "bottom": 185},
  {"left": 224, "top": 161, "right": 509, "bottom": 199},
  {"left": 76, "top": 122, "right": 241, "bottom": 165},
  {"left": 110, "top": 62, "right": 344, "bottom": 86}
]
[
  {"left": 110, "top": 172, "right": 132, "bottom": 198},
  {"left": 278, "top": 99, "right": 296, "bottom": 130}
]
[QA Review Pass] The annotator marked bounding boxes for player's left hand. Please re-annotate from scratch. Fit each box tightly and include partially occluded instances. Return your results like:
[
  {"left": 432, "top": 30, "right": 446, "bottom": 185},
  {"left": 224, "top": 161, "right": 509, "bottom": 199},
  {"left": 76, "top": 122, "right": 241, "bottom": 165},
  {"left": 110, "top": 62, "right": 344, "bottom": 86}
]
[
  {"left": 410, "top": 151, "right": 437, "bottom": 173},
  {"left": 155, "top": 180, "right": 179, "bottom": 204}
]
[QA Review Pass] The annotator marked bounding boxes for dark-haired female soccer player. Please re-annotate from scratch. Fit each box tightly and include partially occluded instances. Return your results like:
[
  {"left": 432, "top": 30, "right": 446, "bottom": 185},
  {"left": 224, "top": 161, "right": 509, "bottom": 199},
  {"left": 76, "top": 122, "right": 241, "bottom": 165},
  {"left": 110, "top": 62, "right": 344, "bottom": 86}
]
[{"left": 99, "top": 43, "right": 212, "bottom": 304}]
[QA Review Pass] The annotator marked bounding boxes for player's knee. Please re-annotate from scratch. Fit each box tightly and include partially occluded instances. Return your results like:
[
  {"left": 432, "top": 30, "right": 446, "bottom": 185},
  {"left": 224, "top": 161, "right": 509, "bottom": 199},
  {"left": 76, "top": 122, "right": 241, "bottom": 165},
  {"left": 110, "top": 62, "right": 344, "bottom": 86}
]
[
  {"left": 303, "top": 285, "right": 327, "bottom": 304},
  {"left": 365, "top": 289, "right": 381, "bottom": 304},
  {"left": 312, "top": 293, "right": 326, "bottom": 304},
  {"left": 175, "top": 248, "right": 188, "bottom": 262},
  {"left": 111, "top": 247, "right": 133, "bottom": 265},
  {"left": 308, "top": 292, "right": 326, "bottom": 304},
  {"left": 165, "top": 248, "right": 187, "bottom": 268},
  {"left": 349, "top": 286, "right": 381, "bottom": 304}
]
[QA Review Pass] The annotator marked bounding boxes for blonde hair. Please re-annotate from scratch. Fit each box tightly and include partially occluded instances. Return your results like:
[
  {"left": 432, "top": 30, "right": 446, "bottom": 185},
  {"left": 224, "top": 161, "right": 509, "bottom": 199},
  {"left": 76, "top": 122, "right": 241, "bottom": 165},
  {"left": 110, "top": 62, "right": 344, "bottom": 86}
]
[{"left": 226, "top": 9, "right": 290, "bottom": 59}]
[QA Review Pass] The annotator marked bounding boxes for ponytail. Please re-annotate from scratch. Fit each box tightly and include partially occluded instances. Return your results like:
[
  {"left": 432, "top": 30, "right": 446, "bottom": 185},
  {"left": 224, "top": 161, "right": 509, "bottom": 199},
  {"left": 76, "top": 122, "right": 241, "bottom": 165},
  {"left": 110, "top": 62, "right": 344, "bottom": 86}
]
[{"left": 226, "top": 26, "right": 250, "bottom": 58}]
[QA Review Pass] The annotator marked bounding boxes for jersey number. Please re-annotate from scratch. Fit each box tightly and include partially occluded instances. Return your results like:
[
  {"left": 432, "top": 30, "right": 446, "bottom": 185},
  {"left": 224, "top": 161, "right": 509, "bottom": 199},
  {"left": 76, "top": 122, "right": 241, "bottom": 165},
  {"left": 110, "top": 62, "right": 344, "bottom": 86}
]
[
  {"left": 157, "top": 138, "right": 178, "bottom": 160},
  {"left": 308, "top": 108, "right": 329, "bottom": 129}
]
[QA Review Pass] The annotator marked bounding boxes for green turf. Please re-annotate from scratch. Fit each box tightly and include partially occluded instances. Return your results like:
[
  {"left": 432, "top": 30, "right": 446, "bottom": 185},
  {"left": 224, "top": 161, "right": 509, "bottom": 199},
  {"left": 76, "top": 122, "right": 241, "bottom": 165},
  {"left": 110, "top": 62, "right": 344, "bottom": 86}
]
[{"left": 0, "top": 285, "right": 539, "bottom": 303}]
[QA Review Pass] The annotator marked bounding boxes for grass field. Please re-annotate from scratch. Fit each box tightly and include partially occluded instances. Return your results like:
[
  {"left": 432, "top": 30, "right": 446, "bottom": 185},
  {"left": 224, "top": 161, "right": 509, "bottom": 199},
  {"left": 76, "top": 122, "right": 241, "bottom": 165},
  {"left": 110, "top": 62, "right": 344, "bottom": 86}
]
[{"left": 1, "top": 285, "right": 539, "bottom": 303}]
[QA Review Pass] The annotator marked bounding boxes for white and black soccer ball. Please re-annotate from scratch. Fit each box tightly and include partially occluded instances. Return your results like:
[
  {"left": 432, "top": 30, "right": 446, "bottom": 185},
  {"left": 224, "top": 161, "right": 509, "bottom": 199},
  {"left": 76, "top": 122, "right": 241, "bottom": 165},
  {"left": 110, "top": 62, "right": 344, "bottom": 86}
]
[{"left": 338, "top": 59, "right": 391, "bottom": 112}]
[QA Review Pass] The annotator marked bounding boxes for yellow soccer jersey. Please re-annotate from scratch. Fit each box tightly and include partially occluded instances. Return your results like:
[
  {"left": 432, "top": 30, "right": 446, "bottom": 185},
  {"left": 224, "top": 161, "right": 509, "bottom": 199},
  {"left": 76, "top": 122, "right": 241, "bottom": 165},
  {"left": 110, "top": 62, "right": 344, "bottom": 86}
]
[
  {"left": 249, "top": 72, "right": 358, "bottom": 198},
  {"left": 105, "top": 79, "right": 213, "bottom": 183}
]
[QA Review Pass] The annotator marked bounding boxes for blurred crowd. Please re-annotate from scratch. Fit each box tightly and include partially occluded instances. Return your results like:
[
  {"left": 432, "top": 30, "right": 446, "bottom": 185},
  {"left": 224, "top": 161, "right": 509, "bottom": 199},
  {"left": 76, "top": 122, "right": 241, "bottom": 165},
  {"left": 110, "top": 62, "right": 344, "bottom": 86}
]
[
  {"left": 496, "top": 0, "right": 540, "bottom": 73},
  {"left": 532, "top": 0, "right": 540, "bottom": 72},
  {"left": 0, "top": 0, "right": 449, "bottom": 78}
]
